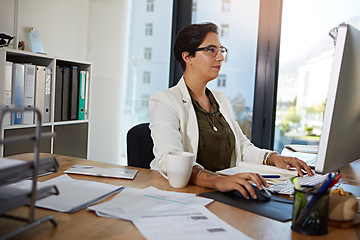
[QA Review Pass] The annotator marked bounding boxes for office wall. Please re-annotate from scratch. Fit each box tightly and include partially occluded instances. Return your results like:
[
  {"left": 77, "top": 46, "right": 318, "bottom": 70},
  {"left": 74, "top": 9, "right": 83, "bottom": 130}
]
[
  {"left": 16, "top": 0, "right": 88, "bottom": 60},
  {"left": 0, "top": 0, "right": 15, "bottom": 37},
  {"left": 87, "top": 0, "right": 130, "bottom": 164},
  {"left": 0, "top": 0, "right": 130, "bottom": 164}
]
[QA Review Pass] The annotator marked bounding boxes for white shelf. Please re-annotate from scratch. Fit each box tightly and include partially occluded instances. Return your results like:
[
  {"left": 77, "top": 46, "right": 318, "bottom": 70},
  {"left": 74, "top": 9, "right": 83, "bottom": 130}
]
[{"left": 0, "top": 48, "right": 91, "bottom": 158}]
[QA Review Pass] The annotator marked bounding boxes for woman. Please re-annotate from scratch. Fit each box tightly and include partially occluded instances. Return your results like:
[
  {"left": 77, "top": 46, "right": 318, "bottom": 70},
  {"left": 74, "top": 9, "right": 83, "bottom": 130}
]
[{"left": 149, "top": 22, "right": 313, "bottom": 199}]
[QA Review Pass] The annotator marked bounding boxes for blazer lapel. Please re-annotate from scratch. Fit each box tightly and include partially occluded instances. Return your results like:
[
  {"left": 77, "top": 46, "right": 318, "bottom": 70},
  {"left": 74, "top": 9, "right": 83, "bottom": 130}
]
[{"left": 177, "top": 77, "right": 199, "bottom": 156}]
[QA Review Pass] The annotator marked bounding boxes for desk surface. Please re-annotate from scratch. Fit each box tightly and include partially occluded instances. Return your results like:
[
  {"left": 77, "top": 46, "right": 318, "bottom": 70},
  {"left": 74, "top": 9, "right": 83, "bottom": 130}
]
[{"left": 1, "top": 153, "right": 360, "bottom": 240}]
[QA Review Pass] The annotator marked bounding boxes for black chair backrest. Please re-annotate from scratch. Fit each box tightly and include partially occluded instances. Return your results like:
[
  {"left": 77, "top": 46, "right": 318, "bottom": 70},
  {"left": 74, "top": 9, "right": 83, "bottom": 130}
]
[{"left": 126, "top": 123, "right": 154, "bottom": 169}]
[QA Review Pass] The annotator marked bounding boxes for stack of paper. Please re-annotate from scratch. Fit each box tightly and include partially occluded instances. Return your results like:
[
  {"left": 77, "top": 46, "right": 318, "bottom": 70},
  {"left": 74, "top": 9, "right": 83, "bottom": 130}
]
[
  {"left": 89, "top": 187, "right": 252, "bottom": 240},
  {"left": 217, "top": 162, "right": 298, "bottom": 178},
  {"left": 284, "top": 144, "right": 318, "bottom": 154},
  {"left": 281, "top": 148, "right": 317, "bottom": 167},
  {"left": 8, "top": 174, "right": 123, "bottom": 212},
  {"left": 89, "top": 187, "right": 212, "bottom": 221}
]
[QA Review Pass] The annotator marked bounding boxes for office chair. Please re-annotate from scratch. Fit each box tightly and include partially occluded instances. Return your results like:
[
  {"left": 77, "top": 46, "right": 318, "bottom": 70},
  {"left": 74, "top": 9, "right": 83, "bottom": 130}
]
[{"left": 126, "top": 123, "right": 155, "bottom": 169}]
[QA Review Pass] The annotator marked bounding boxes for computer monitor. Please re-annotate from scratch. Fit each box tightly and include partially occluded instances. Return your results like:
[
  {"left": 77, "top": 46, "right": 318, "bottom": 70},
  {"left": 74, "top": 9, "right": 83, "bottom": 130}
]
[{"left": 315, "top": 24, "right": 360, "bottom": 173}]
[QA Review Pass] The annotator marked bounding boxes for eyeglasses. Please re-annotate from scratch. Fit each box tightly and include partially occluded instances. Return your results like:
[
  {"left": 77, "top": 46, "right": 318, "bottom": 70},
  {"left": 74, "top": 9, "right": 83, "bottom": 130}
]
[{"left": 194, "top": 45, "right": 228, "bottom": 58}]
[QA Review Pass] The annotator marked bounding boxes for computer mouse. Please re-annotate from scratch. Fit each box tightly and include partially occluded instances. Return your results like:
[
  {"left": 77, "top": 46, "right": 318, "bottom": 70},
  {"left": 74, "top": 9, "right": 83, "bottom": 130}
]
[{"left": 233, "top": 184, "right": 271, "bottom": 201}]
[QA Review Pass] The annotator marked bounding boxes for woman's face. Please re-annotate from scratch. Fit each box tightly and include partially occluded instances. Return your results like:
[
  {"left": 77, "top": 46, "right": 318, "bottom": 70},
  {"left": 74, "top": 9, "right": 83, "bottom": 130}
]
[{"left": 185, "top": 32, "right": 225, "bottom": 83}]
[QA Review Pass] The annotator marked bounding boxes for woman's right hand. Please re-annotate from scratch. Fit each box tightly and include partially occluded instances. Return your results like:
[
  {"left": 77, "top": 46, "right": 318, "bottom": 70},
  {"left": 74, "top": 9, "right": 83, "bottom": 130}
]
[
  {"left": 213, "top": 172, "right": 269, "bottom": 199},
  {"left": 190, "top": 166, "right": 268, "bottom": 199}
]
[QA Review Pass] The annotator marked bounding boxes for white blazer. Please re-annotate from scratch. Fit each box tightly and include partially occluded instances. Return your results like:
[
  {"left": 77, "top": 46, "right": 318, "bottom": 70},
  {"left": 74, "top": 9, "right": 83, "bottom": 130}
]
[{"left": 149, "top": 76, "right": 269, "bottom": 172}]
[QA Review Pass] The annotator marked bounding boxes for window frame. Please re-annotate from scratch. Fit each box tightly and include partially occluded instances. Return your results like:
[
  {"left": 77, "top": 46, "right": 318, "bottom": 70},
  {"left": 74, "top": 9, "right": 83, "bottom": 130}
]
[
  {"left": 146, "top": 0, "right": 154, "bottom": 12},
  {"left": 143, "top": 71, "right": 151, "bottom": 84},
  {"left": 251, "top": 0, "right": 282, "bottom": 149},
  {"left": 220, "top": 24, "right": 230, "bottom": 37},
  {"left": 144, "top": 47, "right": 152, "bottom": 60},
  {"left": 145, "top": 23, "right": 153, "bottom": 36}
]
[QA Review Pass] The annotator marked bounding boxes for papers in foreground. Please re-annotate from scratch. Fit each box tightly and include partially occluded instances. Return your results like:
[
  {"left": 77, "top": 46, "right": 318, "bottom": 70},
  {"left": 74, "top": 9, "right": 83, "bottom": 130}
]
[
  {"left": 7, "top": 174, "right": 123, "bottom": 212},
  {"left": 217, "top": 162, "right": 298, "bottom": 178},
  {"left": 89, "top": 187, "right": 253, "bottom": 240}
]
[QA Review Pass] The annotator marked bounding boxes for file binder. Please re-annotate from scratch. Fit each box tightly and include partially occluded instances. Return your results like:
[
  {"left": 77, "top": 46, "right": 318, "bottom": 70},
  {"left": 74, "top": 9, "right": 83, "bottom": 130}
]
[
  {"left": 78, "top": 71, "right": 86, "bottom": 120},
  {"left": 54, "top": 66, "right": 63, "bottom": 121},
  {"left": 35, "top": 66, "right": 45, "bottom": 123},
  {"left": 3, "top": 62, "right": 13, "bottom": 125},
  {"left": 23, "top": 64, "right": 36, "bottom": 124},
  {"left": 70, "top": 66, "right": 79, "bottom": 120},
  {"left": 61, "top": 67, "right": 70, "bottom": 121},
  {"left": 11, "top": 63, "right": 25, "bottom": 125},
  {"left": 84, "top": 71, "right": 90, "bottom": 120},
  {"left": 44, "top": 68, "right": 52, "bottom": 122}
]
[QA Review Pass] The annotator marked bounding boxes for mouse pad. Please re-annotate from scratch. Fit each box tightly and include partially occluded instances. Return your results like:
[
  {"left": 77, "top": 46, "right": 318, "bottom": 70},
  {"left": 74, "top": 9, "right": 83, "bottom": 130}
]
[{"left": 199, "top": 191, "right": 293, "bottom": 222}]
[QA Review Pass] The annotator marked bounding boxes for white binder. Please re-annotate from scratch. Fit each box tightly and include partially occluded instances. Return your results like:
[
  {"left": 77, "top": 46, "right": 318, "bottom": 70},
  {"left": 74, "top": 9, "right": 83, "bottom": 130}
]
[
  {"left": 35, "top": 66, "right": 45, "bottom": 123},
  {"left": 3, "top": 62, "right": 13, "bottom": 125},
  {"left": 44, "top": 67, "right": 52, "bottom": 123},
  {"left": 23, "top": 64, "right": 36, "bottom": 124}
]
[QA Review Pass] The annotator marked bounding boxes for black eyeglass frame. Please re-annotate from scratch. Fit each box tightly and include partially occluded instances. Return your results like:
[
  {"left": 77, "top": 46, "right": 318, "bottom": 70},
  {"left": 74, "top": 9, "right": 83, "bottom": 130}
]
[{"left": 194, "top": 45, "right": 228, "bottom": 58}]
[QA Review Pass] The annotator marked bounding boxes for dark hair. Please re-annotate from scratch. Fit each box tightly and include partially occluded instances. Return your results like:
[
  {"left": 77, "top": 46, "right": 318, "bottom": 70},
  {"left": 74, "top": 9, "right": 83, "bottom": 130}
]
[{"left": 173, "top": 22, "right": 218, "bottom": 71}]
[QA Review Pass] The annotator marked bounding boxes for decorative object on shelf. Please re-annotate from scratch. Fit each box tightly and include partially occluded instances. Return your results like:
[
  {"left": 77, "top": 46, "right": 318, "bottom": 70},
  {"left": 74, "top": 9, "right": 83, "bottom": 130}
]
[
  {"left": 28, "top": 27, "right": 45, "bottom": 54},
  {"left": 18, "top": 40, "right": 25, "bottom": 50},
  {"left": 0, "top": 33, "right": 13, "bottom": 47}
]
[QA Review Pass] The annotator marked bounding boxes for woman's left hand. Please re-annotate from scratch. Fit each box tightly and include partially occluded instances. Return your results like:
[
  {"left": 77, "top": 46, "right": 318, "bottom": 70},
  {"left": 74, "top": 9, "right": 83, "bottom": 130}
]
[{"left": 269, "top": 154, "right": 314, "bottom": 177}]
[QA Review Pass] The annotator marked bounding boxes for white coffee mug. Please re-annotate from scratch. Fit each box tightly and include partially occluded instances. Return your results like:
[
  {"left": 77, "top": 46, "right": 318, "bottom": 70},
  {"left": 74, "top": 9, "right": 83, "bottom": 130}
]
[{"left": 158, "top": 151, "right": 195, "bottom": 188}]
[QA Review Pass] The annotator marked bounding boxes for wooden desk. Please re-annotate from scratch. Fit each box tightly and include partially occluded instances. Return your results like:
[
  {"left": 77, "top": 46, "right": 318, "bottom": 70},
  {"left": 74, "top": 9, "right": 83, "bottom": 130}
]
[{"left": 1, "top": 153, "right": 360, "bottom": 240}]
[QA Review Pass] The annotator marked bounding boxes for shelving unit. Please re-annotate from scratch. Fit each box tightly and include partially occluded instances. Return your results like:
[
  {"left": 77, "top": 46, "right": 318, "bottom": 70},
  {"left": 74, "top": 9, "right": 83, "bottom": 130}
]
[
  {"left": 0, "top": 106, "right": 59, "bottom": 240},
  {"left": 0, "top": 48, "right": 91, "bottom": 158}
]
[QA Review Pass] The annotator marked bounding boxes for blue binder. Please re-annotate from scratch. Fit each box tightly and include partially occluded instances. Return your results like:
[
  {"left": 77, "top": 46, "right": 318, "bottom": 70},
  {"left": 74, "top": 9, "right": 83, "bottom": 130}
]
[{"left": 12, "top": 63, "right": 25, "bottom": 125}]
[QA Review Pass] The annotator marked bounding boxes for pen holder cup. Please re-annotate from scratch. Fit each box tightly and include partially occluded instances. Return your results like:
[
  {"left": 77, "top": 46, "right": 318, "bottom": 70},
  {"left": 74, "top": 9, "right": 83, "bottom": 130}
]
[{"left": 291, "top": 188, "right": 330, "bottom": 235}]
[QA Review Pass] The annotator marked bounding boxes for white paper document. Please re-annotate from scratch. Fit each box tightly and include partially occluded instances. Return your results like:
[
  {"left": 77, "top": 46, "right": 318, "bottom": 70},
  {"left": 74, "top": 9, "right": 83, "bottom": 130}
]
[
  {"left": 0, "top": 158, "right": 26, "bottom": 170},
  {"left": 284, "top": 144, "right": 318, "bottom": 154},
  {"left": 281, "top": 148, "right": 317, "bottom": 166},
  {"left": 217, "top": 162, "right": 298, "bottom": 178},
  {"left": 89, "top": 187, "right": 251, "bottom": 240},
  {"left": 64, "top": 164, "right": 138, "bottom": 179},
  {"left": 9, "top": 174, "right": 123, "bottom": 212},
  {"left": 89, "top": 186, "right": 213, "bottom": 221},
  {"left": 123, "top": 203, "right": 252, "bottom": 240}
]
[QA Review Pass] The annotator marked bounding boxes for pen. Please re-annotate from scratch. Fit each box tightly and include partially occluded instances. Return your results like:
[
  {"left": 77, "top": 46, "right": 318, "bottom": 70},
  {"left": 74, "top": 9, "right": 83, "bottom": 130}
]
[
  {"left": 301, "top": 173, "right": 342, "bottom": 226},
  {"left": 261, "top": 175, "right": 281, "bottom": 178},
  {"left": 295, "top": 173, "right": 333, "bottom": 226}
]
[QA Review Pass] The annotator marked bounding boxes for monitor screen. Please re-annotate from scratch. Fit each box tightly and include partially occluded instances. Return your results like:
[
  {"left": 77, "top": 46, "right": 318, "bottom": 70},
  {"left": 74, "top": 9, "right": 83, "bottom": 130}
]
[{"left": 315, "top": 24, "right": 360, "bottom": 173}]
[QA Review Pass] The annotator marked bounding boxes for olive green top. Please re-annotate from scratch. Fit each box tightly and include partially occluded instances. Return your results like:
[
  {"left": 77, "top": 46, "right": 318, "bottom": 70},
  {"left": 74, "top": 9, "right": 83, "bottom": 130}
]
[{"left": 189, "top": 88, "right": 236, "bottom": 172}]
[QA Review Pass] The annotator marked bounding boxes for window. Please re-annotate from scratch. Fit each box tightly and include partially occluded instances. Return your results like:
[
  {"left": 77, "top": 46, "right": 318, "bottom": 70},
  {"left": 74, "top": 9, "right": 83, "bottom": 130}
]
[
  {"left": 141, "top": 94, "right": 150, "bottom": 107},
  {"left": 192, "top": 0, "right": 260, "bottom": 139},
  {"left": 143, "top": 71, "right": 151, "bottom": 83},
  {"left": 192, "top": 1, "right": 197, "bottom": 12},
  {"left": 144, "top": 47, "right": 152, "bottom": 60},
  {"left": 273, "top": 0, "right": 360, "bottom": 152},
  {"left": 146, "top": 0, "right": 154, "bottom": 12},
  {"left": 217, "top": 74, "right": 226, "bottom": 87},
  {"left": 222, "top": 0, "right": 231, "bottom": 12},
  {"left": 192, "top": 1, "right": 197, "bottom": 20},
  {"left": 220, "top": 24, "right": 229, "bottom": 37},
  {"left": 145, "top": 23, "right": 153, "bottom": 36}
]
